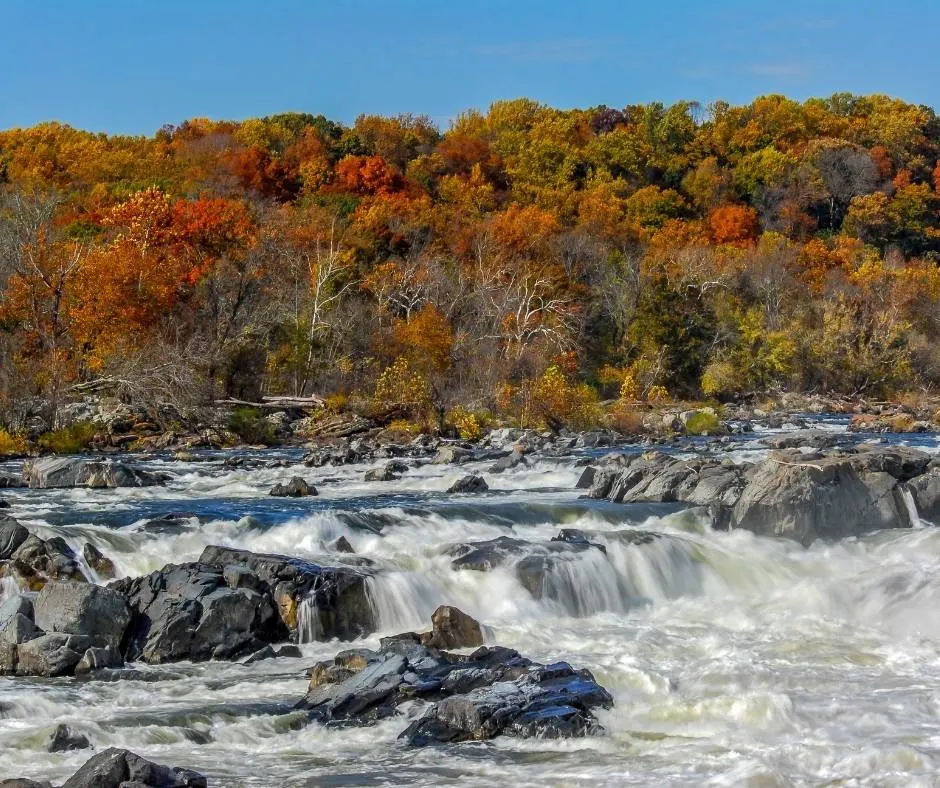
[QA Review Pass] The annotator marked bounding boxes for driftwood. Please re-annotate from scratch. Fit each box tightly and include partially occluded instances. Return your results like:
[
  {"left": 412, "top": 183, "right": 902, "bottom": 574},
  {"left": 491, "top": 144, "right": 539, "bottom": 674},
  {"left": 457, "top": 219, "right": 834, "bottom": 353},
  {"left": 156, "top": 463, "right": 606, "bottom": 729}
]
[{"left": 215, "top": 396, "right": 325, "bottom": 411}]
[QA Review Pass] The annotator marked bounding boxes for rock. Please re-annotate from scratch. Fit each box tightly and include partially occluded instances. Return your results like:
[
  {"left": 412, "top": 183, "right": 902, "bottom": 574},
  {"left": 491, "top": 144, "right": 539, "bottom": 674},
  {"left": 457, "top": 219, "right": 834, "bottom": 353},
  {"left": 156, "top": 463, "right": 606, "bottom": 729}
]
[
  {"left": 112, "top": 562, "right": 285, "bottom": 664},
  {"left": 760, "top": 429, "right": 848, "bottom": 450},
  {"left": 0, "top": 594, "right": 36, "bottom": 645},
  {"left": 0, "top": 516, "right": 29, "bottom": 559},
  {"left": 6, "top": 535, "right": 87, "bottom": 589},
  {"left": 432, "top": 445, "right": 474, "bottom": 465},
  {"left": 74, "top": 644, "right": 123, "bottom": 674},
  {"left": 421, "top": 605, "right": 484, "bottom": 649},
  {"left": 33, "top": 581, "right": 130, "bottom": 647},
  {"left": 447, "top": 475, "right": 488, "bottom": 494},
  {"left": 730, "top": 452, "right": 916, "bottom": 545},
  {"left": 489, "top": 449, "right": 526, "bottom": 473},
  {"left": 0, "top": 780, "right": 52, "bottom": 788},
  {"left": 277, "top": 644, "right": 302, "bottom": 658},
  {"left": 333, "top": 536, "right": 355, "bottom": 554},
  {"left": 364, "top": 466, "right": 397, "bottom": 482},
  {"left": 82, "top": 542, "right": 117, "bottom": 580},
  {"left": 296, "top": 614, "right": 612, "bottom": 746},
  {"left": 269, "top": 476, "right": 317, "bottom": 497},
  {"left": 0, "top": 474, "right": 26, "bottom": 488},
  {"left": 60, "top": 747, "right": 207, "bottom": 788},
  {"left": 23, "top": 457, "right": 164, "bottom": 489},
  {"left": 907, "top": 467, "right": 940, "bottom": 524},
  {"left": 48, "top": 723, "right": 91, "bottom": 752},
  {"left": 16, "top": 633, "right": 91, "bottom": 676},
  {"left": 198, "top": 545, "right": 374, "bottom": 641},
  {"left": 243, "top": 644, "right": 277, "bottom": 664},
  {"left": 0, "top": 499, "right": 8, "bottom": 508}
]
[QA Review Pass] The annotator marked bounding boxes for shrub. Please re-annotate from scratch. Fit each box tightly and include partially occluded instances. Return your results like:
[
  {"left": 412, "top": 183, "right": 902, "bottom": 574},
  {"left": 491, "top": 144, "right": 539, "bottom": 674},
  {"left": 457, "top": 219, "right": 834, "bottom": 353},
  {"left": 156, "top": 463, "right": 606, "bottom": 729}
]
[
  {"left": 324, "top": 392, "right": 347, "bottom": 414},
  {"left": 447, "top": 406, "right": 483, "bottom": 441},
  {"left": 228, "top": 407, "right": 277, "bottom": 445},
  {"left": 684, "top": 410, "right": 721, "bottom": 436},
  {"left": 0, "top": 428, "right": 28, "bottom": 456},
  {"left": 372, "top": 357, "right": 431, "bottom": 423},
  {"left": 37, "top": 422, "right": 97, "bottom": 454},
  {"left": 618, "top": 373, "right": 639, "bottom": 402},
  {"left": 608, "top": 406, "right": 644, "bottom": 436},
  {"left": 646, "top": 385, "right": 670, "bottom": 405}
]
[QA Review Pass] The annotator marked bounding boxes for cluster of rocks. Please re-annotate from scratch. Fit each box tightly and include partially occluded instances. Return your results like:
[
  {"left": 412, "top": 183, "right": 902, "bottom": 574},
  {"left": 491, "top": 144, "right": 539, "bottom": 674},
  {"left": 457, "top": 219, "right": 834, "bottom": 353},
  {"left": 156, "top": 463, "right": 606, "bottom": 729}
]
[
  {"left": 1, "top": 747, "right": 207, "bottom": 788},
  {"left": 0, "top": 532, "right": 375, "bottom": 675},
  {"left": 579, "top": 442, "right": 940, "bottom": 545},
  {"left": 297, "top": 605, "right": 613, "bottom": 745},
  {"left": 0, "top": 457, "right": 167, "bottom": 490}
]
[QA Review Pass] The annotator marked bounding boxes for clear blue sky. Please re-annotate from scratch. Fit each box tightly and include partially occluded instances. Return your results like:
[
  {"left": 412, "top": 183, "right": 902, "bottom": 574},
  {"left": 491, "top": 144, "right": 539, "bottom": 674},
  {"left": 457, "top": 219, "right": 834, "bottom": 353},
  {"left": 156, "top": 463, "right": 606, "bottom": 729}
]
[{"left": 2, "top": 0, "right": 937, "bottom": 136}]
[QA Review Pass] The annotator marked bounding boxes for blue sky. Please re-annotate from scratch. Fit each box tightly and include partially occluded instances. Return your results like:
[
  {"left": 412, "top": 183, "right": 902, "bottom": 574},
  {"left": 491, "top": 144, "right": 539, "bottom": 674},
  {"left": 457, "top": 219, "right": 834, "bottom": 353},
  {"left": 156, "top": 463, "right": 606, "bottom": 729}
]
[{"left": 2, "top": 0, "right": 937, "bottom": 135}]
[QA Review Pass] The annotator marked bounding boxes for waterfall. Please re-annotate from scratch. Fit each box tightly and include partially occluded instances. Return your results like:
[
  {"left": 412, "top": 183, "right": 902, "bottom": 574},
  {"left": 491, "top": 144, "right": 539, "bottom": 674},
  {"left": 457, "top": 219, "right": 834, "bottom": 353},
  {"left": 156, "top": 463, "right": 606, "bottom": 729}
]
[
  {"left": 365, "top": 572, "right": 442, "bottom": 633},
  {"left": 296, "top": 595, "right": 320, "bottom": 643},
  {"left": 0, "top": 575, "right": 20, "bottom": 602},
  {"left": 900, "top": 487, "right": 921, "bottom": 527}
]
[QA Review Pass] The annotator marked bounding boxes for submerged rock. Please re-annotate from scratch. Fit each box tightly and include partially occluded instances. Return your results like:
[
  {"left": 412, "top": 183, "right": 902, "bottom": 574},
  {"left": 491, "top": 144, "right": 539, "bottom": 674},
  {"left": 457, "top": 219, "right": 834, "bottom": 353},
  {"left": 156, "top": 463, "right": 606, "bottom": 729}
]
[
  {"left": 47, "top": 723, "right": 91, "bottom": 752},
  {"left": 83, "top": 542, "right": 117, "bottom": 580},
  {"left": 59, "top": 747, "right": 206, "bottom": 788},
  {"left": 23, "top": 457, "right": 165, "bottom": 489},
  {"left": 296, "top": 612, "right": 612, "bottom": 746}
]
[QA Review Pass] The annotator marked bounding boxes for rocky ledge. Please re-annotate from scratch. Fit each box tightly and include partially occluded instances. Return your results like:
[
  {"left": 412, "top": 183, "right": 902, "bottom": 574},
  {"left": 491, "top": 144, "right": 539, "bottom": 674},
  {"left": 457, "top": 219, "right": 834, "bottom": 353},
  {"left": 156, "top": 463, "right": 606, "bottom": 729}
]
[
  {"left": 0, "top": 538, "right": 375, "bottom": 676},
  {"left": 579, "top": 444, "right": 940, "bottom": 545},
  {"left": 297, "top": 606, "right": 613, "bottom": 746}
]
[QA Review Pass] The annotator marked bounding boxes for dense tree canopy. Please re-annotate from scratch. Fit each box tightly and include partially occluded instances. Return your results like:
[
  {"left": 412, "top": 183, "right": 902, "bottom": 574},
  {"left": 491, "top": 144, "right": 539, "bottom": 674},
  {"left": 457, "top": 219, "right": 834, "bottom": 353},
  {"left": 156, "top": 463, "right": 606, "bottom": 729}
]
[{"left": 1, "top": 94, "right": 939, "bottom": 429}]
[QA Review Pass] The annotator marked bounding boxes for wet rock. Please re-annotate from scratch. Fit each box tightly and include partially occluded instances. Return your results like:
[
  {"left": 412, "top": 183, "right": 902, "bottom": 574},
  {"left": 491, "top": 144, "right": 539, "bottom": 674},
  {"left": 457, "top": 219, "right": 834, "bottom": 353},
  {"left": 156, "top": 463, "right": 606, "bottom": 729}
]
[
  {"left": 82, "top": 542, "right": 117, "bottom": 580},
  {"left": 48, "top": 723, "right": 91, "bottom": 752},
  {"left": 0, "top": 474, "right": 26, "bottom": 488},
  {"left": 0, "top": 499, "right": 8, "bottom": 508},
  {"left": 421, "top": 605, "right": 484, "bottom": 649},
  {"left": 0, "top": 516, "right": 29, "bottom": 559},
  {"left": 5, "top": 534, "right": 87, "bottom": 590},
  {"left": 0, "top": 779, "right": 52, "bottom": 788},
  {"left": 447, "top": 475, "right": 488, "bottom": 494},
  {"left": 138, "top": 512, "right": 199, "bottom": 536},
  {"left": 112, "top": 562, "right": 285, "bottom": 663},
  {"left": 269, "top": 476, "right": 317, "bottom": 497},
  {"left": 243, "top": 644, "right": 277, "bottom": 664},
  {"left": 278, "top": 644, "right": 303, "bottom": 658},
  {"left": 23, "top": 457, "right": 165, "bottom": 489},
  {"left": 364, "top": 463, "right": 399, "bottom": 482},
  {"left": 551, "top": 529, "right": 607, "bottom": 555},
  {"left": 333, "top": 536, "right": 355, "bottom": 554},
  {"left": 15, "top": 633, "right": 91, "bottom": 676},
  {"left": 60, "top": 747, "right": 207, "bottom": 788},
  {"left": 296, "top": 614, "right": 612, "bottom": 746},
  {"left": 74, "top": 644, "right": 123, "bottom": 674},
  {"left": 33, "top": 581, "right": 130, "bottom": 647},
  {"left": 198, "top": 545, "right": 374, "bottom": 641}
]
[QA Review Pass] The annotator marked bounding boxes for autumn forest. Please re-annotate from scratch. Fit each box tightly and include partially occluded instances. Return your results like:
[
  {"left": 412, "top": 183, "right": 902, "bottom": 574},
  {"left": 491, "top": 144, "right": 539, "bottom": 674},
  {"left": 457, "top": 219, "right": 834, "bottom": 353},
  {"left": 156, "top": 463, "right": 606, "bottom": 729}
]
[{"left": 1, "top": 94, "right": 939, "bottom": 437}]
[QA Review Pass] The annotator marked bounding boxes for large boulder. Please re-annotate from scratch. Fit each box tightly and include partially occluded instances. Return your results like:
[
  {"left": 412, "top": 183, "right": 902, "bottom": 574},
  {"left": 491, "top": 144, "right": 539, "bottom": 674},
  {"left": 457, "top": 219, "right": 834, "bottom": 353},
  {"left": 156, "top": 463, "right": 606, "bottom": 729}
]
[
  {"left": 198, "top": 545, "right": 374, "bottom": 640},
  {"left": 730, "top": 451, "right": 919, "bottom": 545},
  {"left": 60, "top": 747, "right": 206, "bottom": 788},
  {"left": 112, "top": 562, "right": 284, "bottom": 663},
  {"left": 23, "top": 457, "right": 165, "bottom": 489},
  {"left": 0, "top": 594, "right": 37, "bottom": 645},
  {"left": 593, "top": 445, "right": 938, "bottom": 545},
  {"left": 33, "top": 581, "right": 130, "bottom": 647},
  {"left": 296, "top": 616, "right": 613, "bottom": 746},
  {"left": 906, "top": 466, "right": 940, "bottom": 524}
]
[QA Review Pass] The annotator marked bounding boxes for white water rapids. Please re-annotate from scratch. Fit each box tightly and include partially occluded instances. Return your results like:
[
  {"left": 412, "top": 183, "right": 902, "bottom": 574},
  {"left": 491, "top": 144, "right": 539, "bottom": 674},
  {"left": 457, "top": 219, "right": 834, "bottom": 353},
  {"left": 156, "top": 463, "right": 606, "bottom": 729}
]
[{"left": 2, "top": 426, "right": 940, "bottom": 786}]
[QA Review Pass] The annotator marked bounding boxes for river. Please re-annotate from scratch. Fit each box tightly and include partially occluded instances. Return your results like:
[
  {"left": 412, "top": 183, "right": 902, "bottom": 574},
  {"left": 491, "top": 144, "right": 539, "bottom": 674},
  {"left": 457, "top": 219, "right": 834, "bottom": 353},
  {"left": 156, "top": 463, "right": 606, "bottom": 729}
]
[{"left": 2, "top": 422, "right": 940, "bottom": 786}]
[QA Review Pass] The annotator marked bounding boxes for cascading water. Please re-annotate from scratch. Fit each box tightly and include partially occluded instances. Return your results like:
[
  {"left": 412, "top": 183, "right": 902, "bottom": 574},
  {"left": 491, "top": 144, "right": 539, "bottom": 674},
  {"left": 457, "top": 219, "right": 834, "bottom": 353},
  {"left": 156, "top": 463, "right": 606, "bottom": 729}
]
[
  {"left": 1, "top": 428, "right": 940, "bottom": 787},
  {"left": 901, "top": 485, "right": 922, "bottom": 526}
]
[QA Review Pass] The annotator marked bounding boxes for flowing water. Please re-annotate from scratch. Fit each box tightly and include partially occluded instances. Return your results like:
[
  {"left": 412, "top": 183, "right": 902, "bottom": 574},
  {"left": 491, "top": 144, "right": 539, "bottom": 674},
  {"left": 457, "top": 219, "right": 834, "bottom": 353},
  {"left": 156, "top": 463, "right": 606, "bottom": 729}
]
[{"left": 2, "top": 425, "right": 940, "bottom": 786}]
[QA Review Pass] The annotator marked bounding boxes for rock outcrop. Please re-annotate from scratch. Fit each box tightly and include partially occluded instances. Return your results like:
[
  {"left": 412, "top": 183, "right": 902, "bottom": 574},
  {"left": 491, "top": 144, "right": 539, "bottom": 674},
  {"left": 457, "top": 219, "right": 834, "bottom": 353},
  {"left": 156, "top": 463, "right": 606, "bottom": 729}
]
[
  {"left": 583, "top": 445, "right": 939, "bottom": 544},
  {"left": 296, "top": 612, "right": 612, "bottom": 746},
  {"left": 23, "top": 457, "right": 165, "bottom": 489},
  {"left": 269, "top": 476, "right": 317, "bottom": 497},
  {"left": 447, "top": 475, "right": 489, "bottom": 493}
]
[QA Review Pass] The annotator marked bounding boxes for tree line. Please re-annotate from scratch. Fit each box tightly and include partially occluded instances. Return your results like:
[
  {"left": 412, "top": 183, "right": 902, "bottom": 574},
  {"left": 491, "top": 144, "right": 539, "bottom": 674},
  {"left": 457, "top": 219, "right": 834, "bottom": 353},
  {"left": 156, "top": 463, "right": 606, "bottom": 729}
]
[{"left": 1, "top": 94, "right": 939, "bottom": 434}]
